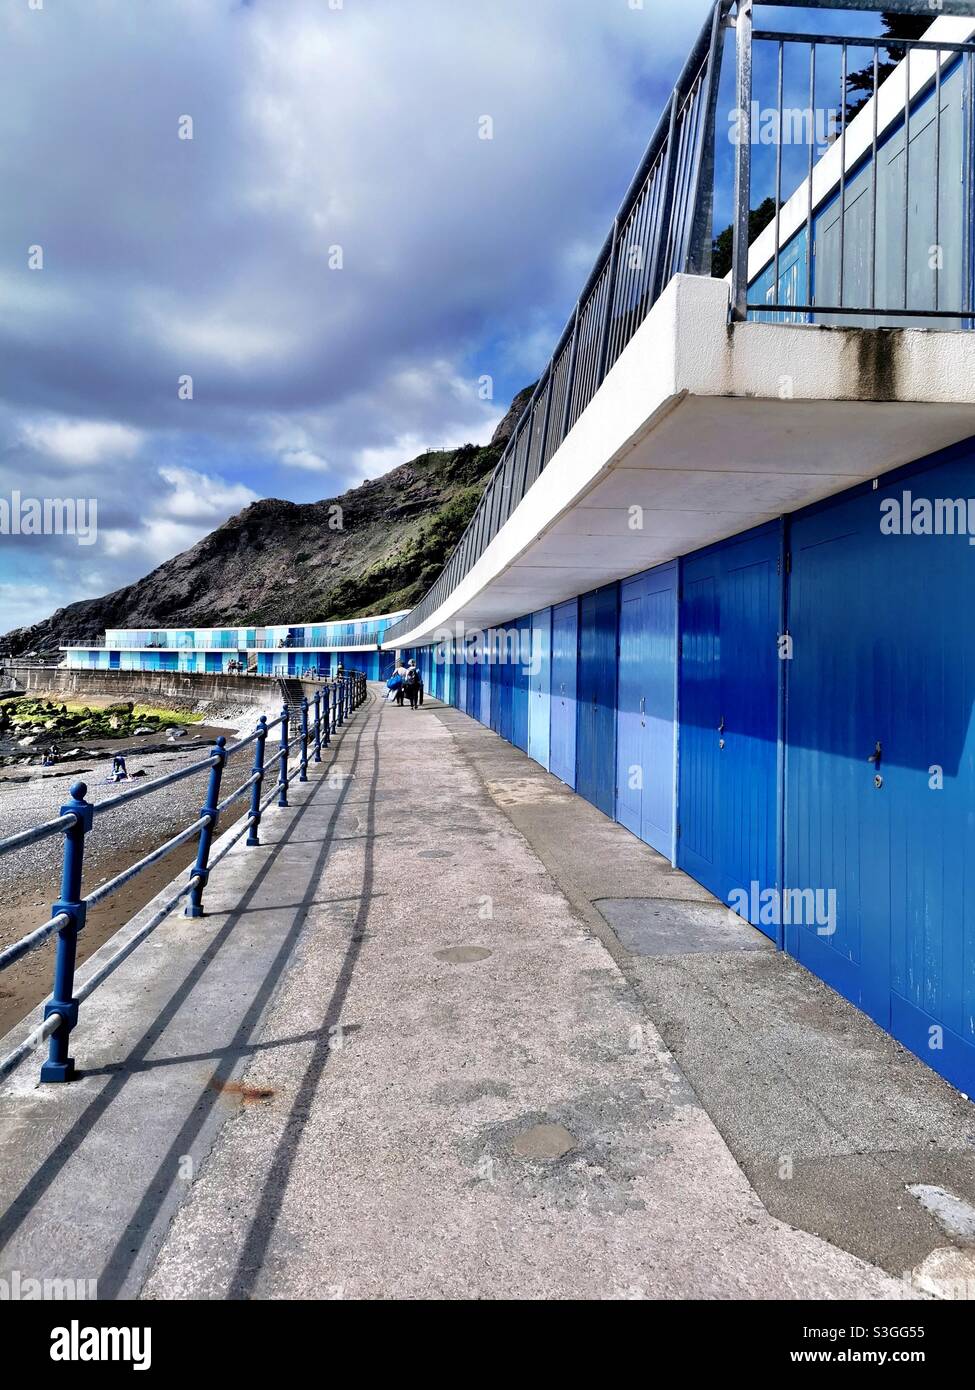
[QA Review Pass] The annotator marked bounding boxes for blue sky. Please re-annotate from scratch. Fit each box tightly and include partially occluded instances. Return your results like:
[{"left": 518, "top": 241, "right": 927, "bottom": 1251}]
[{"left": 0, "top": 0, "right": 893, "bottom": 631}]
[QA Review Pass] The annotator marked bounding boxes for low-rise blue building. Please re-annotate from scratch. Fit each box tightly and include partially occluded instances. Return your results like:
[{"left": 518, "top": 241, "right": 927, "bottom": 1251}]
[{"left": 61, "top": 611, "right": 408, "bottom": 681}]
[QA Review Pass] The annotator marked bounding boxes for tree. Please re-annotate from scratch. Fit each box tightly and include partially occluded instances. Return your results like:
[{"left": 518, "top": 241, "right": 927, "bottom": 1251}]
[
  {"left": 711, "top": 197, "right": 777, "bottom": 280},
  {"left": 844, "top": 12, "right": 932, "bottom": 120}
]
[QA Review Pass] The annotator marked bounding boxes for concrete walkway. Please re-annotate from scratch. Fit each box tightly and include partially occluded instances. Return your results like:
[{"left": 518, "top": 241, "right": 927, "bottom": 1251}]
[{"left": 0, "top": 689, "right": 916, "bottom": 1299}]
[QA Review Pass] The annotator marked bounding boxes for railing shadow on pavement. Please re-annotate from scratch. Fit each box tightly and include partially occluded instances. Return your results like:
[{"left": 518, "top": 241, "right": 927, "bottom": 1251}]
[
  {"left": 0, "top": 673, "right": 368, "bottom": 1085},
  {"left": 0, "top": 682, "right": 384, "bottom": 1299}
]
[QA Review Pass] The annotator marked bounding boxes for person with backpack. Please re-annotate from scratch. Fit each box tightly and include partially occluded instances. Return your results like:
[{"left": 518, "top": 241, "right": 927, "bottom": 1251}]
[{"left": 403, "top": 661, "right": 421, "bottom": 710}]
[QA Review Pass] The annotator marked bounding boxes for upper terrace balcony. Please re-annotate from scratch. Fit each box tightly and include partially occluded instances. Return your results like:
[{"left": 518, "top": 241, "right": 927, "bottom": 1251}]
[
  {"left": 384, "top": 0, "right": 975, "bottom": 649},
  {"left": 60, "top": 612, "right": 409, "bottom": 653}
]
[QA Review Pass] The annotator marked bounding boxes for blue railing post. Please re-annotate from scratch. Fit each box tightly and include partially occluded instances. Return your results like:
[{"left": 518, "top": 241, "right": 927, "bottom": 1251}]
[
  {"left": 323, "top": 684, "right": 332, "bottom": 746},
  {"left": 330, "top": 682, "right": 337, "bottom": 736},
  {"left": 299, "top": 697, "right": 309, "bottom": 782},
  {"left": 40, "top": 781, "right": 93, "bottom": 1083},
  {"left": 278, "top": 704, "right": 290, "bottom": 807},
  {"left": 246, "top": 715, "right": 268, "bottom": 847},
  {"left": 337, "top": 679, "right": 345, "bottom": 728},
  {"left": 186, "top": 735, "right": 227, "bottom": 918},
  {"left": 313, "top": 691, "right": 322, "bottom": 762}
]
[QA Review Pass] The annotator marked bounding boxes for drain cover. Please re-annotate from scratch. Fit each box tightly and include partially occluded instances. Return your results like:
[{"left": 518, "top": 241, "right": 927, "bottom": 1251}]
[
  {"left": 434, "top": 945, "right": 493, "bottom": 964},
  {"left": 596, "top": 898, "right": 770, "bottom": 957}
]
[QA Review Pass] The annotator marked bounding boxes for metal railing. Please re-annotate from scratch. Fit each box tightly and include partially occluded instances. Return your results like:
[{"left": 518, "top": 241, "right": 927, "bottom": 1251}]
[
  {"left": 382, "top": 0, "right": 975, "bottom": 647},
  {"left": 384, "top": 0, "right": 729, "bottom": 643},
  {"left": 60, "top": 633, "right": 393, "bottom": 651},
  {"left": 733, "top": 1, "right": 975, "bottom": 321},
  {"left": 0, "top": 672, "right": 367, "bottom": 1085}
]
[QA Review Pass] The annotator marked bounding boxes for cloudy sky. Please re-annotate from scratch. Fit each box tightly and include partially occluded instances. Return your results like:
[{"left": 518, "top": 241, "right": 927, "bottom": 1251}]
[{"left": 0, "top": 0, "right": 717, "bottom": 630}]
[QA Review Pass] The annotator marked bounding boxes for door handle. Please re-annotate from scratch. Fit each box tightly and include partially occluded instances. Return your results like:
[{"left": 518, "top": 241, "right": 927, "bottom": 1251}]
[
  {"left": 867, "top": 741, "right": 882, "bottom": 767},
  {"left": 718, "top": 714, "right": 725, "bottom": 733}
]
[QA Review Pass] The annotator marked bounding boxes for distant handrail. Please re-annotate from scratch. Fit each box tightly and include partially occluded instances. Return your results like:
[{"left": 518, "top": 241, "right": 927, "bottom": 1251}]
[
  {"left": 0, "top": 671, "right": 368, "bottom": 1084},
  {"left": 58, "top": 623, "right": 398, "bottom": 652}
]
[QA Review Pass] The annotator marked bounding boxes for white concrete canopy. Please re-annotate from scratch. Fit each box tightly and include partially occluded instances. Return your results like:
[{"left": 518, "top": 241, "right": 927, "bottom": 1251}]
[{"left": 387, "top": 274, "right": 975, "bottom": 646}]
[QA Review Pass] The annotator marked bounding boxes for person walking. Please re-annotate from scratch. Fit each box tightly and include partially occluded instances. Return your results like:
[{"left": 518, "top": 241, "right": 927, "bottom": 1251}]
[
  {"left": 393, "top": 660, "right": 410, "bottom": 706},
  {"left": 403, "top": 662, "right": 420, "bottom": 710}
]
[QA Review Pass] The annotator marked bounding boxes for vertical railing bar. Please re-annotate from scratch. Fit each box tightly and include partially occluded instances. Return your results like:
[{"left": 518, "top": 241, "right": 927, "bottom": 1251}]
[
  {"left": 934, "top": 49, "right": 942, "bottom": 313},
  {"left": 969, "top": 53, "right": 974, "bottom": 323},
  {"left": 638, "top": 161, "right": 662, "bottom": 338},
  {"left": 680, "top": 74, "right": 710, "bottom": 265},
  {"left": 662, "top": 96, "right": 689, "bottom": 277},
  {"left": 669, "top": 88, "right": 698, "bottom": 275},
  {"left": 871, "top": 44, "right": 880, "bottom": 312},
  {"left": 807, "top": 43, "right": 817, "bottom": 322},
  {"left": 685, "top": 0, "right": 727, "bottom": 277},
  {"left": 614, "top": 201, "right": 635, "bottom": 364},
  {"left": 903, "top": 44, "right": 911, "bottom": 312},
  {"left": 559, "top": 302, "right": 581, "bottom": 447},
  {"left": 647, "top": 95, "right": 681, "bottom": 303},
  {"left": 185, "top": 735, "right": 227, "bottom": 918},
  {"left": 839, "top": 42, "right": 848, "bottom": 309},
  {"left": 675, "top": 75, "right": 705, "bottom": 270},
  {"left": 536, "top": 366, "right": 555, "bottom": 476},
  {"left": 577, "top": 288, "right": 597, "bottom": 423},
  {"left": 40, "top": 781, "right": 93, "bottom": 1083},
  {"left": 731, "top": 0, "right": 754, "bottom": 321},
  {"left": 775, "top": 39, "right": 785, "bottom": 311},
  {"left": 246, "top": 717, "right": 268, "bottom": 846},
  {"left": 614, "top": 190, "right": 645, "bottom": 364},
  {"left": 278, "top": 704, "right": 289, "bottom": 806},
  {"left": 299, "top": 697, "right": 309, "bottom": 782},
  {"left": 521, "top": 412, "right": 534, "bottom": 496}
]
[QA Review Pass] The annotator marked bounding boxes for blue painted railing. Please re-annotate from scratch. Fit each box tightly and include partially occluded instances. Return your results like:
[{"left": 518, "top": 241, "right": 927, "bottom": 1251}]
[{"left": 0, "top": 671, "right": 367, "bottom": 1084}]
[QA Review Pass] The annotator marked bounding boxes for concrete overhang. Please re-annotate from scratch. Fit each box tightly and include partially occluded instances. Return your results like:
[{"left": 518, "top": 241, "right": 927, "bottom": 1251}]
[{"left": 387, "top": 274, "right": 975, "bottom": 647}]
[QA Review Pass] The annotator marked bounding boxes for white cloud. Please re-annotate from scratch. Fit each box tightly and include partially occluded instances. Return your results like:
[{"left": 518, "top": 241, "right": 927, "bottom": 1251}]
[
  {"left": 143, "top": 519, "right": 216, "bottom": 557},
  {"left": 281, "top": 449, "right": 330, "bottom": 473},
  {"left": 98, "top": 468, "right": 259, "bottom": 565},
  {"left": 100, "top": 529, "right": 142, "bottom": 558},
  {"left": 144, "top": 303, "right": 297, "bottom": 368},
  {"left": 20, "top": 418, "right": 144, "bottom": 466},
  {"left": 156, "top": 466, "right": 258, "bottom": 521}
]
